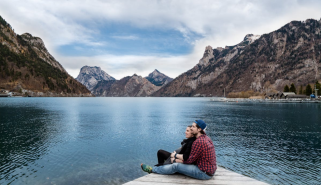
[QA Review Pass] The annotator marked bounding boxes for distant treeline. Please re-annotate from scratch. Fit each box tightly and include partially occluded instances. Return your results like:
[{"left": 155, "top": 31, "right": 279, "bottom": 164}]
[
  {"left": 227, "top": 81, "right": 320, "bottom": 98},
  {"left": 283, "top": 81, "right": 320, "bottom": 96}
]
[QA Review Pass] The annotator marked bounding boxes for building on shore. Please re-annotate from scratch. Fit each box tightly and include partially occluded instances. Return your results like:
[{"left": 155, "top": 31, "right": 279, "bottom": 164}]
[
  {"left": 0, "top": 89, "right": 13, "bottom": 97},
  {"left": 265, "top": 92, "right": 282, "bottom": 99},
  {"left": 280, "top": 92, "right": 295, "bottom": 99},
  {"left": 265, "top": 92, "right": 307, "bottom": 100},
  {"left": 286, "top": 94, "right": 307, "bottom": 99}
]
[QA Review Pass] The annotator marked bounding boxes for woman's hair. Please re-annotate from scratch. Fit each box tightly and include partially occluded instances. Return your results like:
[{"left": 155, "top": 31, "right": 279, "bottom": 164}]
[{"left": 195, "top": 124, "right": 205, "bottom": 134}]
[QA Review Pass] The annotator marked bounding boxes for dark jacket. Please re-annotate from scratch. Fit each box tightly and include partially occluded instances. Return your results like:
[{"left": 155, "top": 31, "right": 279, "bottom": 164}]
[
  {"left": 156, "top": 137, "right": 196, "bottom": 166},
  {"left": 179, "top": 137, "right": 196, "bottom": 161}
]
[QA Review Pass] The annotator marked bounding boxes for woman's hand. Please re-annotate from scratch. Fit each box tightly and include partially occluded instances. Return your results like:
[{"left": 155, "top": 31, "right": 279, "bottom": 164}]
[
  {"left": 170, "top": 157, "right": 175, "bottom": 163},
  {"left": 171, "top": 151, "right": 176, "bottom": 158}
]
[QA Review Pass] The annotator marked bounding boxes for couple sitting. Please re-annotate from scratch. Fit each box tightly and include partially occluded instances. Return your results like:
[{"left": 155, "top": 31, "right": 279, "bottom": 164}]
[{"left": 141, "top": 120, "right": 217, "bottom": 180}]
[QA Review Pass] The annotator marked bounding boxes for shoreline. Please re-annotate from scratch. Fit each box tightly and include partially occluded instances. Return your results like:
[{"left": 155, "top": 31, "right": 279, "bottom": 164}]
[{"left": 210, "top": 97, "right": 321, "bottom": 103}]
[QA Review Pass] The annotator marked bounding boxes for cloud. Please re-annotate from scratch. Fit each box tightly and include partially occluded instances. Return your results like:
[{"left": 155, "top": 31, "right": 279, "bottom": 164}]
[
  {"left": 2, "top": 1, "right": 321, "bottom": 45},
  {"left": 111, "top": 35, "right": 139, "bottom": 40},
  {"left": 1, "top": 0, "right": 321, "bottom": 79}
]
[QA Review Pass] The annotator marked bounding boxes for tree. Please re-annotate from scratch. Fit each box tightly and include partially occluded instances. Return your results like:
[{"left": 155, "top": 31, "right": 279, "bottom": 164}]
[
  {"left": 306, "top": 84, "right": 312, "bottom": 96},
  {"left": 290, "top": 83, "right": 296, "bottom": 94},
  {"left": 316, "top": 81, "right": 321, "bottom": 96},
  {"left": 299, "top": 85, "right": 303, "bottom": 94},
  {"left": 283, "top": 85, "right": 290, "bottom": 92}
]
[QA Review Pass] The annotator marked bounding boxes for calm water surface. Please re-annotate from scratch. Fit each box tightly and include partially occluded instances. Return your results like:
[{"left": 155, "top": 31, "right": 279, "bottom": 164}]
[{"left": 0, "top": 98, "right": 320, "bottom": 185}]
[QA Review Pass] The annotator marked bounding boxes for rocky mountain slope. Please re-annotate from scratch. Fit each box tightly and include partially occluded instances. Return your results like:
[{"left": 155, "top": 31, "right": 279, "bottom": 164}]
[
  {"left": 145, "top": 69, "right": 173, "bottom": 86},
  {"left": 0, "top": 16, "right": 91, "bottom": 96},
  {"left": 76, "top": 66, "right": 115, "bottom": 91},
  {"left": 92, "top": 74, "right": 160, "bottom": 97},
  {"left": 153, "top": 19, "right": 321, "bottom": 97}
]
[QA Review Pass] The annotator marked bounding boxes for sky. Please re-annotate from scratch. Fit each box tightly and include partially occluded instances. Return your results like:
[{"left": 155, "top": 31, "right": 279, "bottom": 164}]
[{"left": 1, "top": 0, "right": 321, "bottom": 79}]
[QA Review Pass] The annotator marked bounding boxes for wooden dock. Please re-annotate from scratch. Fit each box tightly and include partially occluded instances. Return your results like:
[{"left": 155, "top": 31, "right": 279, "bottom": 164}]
[{"left": 123, "top": 166, "right": 269, "bottom": 185}]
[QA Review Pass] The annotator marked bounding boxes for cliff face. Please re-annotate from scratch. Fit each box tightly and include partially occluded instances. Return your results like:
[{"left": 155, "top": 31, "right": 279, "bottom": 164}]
[
  {"left": 153, "top": 19, "right": 321, "bottom": 97},
  {"left": 0, "top": 16, "right": 92, "bottom": 96},
  {"left": 76, "top": 66, "right": 115, "bottom": 91},
  {"left": 145, "top": 69, "right": 173, "bottom": 86},
  {"left": 92, "top": 74, "right": 160, "bottom": 97},
  {"left": 20, "top": 33, "right": 66, "bottom": 73}
]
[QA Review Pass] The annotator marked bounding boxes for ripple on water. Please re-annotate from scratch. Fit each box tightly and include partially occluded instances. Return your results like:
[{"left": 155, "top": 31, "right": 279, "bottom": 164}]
[{"left": 1, "top": 98, "right": 321, "bottom": 185}]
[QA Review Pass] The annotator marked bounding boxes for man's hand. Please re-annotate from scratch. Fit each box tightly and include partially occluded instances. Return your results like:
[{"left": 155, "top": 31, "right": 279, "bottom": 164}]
[
  {"left": 170, "top": 151, "right": 176, "bottom": 158},
  {"left": 170, "top": 157, "right": 175, "bottom": 163}
]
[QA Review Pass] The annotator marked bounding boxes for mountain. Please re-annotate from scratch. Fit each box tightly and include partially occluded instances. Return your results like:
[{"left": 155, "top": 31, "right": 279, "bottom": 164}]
[
  {"left": 76, "top": 66, "right": 115, "bottom": 91},
  {"left": 0, "top": 16, "right": 91, "bottom": 97},
  {"left": 145, "top": 69, "right": 173, "bottom": 86},
  {"left": 153, "top": 19, "right": 321, "bottom": 97},
  {"left": 21, "top": 33, "right": 67, "bottom": 73},
  {"left": 92, "top": 74, "right": 160, "bottom": 97}
]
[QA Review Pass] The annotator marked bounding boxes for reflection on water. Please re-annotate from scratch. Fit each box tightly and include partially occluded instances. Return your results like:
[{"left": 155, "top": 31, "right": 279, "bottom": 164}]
[
  {"left": 204, "top": 103, "right": 321, "bottom": 185},
  {"left": 0, "top": 105, "right": 56, "bottom": 184},
  {"left": 0, "top": 98, "right": 320, "bottom": 185}
]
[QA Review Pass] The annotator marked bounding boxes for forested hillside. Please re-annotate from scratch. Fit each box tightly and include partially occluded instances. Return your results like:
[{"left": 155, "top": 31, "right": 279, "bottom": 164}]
[{"left": 0, "top": 16, "right": 91, "bottom": 96}]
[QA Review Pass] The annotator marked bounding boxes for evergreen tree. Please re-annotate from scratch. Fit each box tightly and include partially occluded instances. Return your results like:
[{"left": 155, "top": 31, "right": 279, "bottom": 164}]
[
  {"left": 283, "top": 85, "right": 290, "bottom": 92},
  {"left": 289, "top": 83, "right": 296, "bottom": 94},
  {"left": 316, "top": 81, "right": 320, "bottom": 96},
  {"left": 299, "top": 85, "right": 303, "bottom": 94},
  {"left": 306, "top": 84, "right": 312, "bottom": 96}
]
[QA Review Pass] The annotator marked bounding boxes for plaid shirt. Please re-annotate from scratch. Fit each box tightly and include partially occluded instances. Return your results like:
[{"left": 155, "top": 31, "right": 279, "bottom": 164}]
[{"left": 183, "top": 134, "right": 217, "bottom": 175}]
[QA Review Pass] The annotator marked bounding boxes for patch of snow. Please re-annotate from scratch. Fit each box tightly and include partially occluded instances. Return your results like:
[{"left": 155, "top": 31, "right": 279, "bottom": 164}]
[
  {"left": 248, "top": 35, "right": 261, "bottom": 44},
  {"left": 243, "top": 34, "right": 261, "bottom": 45}
]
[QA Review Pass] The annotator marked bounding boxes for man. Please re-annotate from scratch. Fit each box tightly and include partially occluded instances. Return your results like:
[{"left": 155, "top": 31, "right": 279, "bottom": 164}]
[{"left": 141, "top": 120, "right": 217, "bottom": 180}]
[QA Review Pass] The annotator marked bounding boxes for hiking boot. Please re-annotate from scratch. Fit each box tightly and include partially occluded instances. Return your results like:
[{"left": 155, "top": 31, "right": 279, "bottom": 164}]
[{"left": 141, "top": 163, "right": 153, "bottom": 173}]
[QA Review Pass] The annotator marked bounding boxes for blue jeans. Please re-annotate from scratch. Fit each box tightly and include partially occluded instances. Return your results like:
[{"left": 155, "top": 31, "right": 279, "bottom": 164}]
[{"left": 152, "top": 163, "right": 213, "bottom": 180}]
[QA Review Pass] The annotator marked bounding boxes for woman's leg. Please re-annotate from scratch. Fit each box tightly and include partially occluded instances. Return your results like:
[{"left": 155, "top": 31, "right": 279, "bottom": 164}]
[
  {"left": 157, "top": 150, "right": 171, "bottom": 165},
  {"left": 152, "top": 163, "right": 213, "bottom": 180}
]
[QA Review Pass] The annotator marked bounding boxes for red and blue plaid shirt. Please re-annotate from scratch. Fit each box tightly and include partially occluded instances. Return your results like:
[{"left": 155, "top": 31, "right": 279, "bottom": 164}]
[{"left": 183, "top": 134, "right": 217, "bottom": 175}]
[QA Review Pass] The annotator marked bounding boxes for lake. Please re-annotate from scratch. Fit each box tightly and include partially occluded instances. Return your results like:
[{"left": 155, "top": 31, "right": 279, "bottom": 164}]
[{"left": 0, "top": 97, "right": 320, "bottom": 185}]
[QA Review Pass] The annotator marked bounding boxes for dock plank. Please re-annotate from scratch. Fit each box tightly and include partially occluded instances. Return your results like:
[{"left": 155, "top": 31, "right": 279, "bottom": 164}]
[{"left": 123, "top": 167, "right": 269, "bottom": 185}]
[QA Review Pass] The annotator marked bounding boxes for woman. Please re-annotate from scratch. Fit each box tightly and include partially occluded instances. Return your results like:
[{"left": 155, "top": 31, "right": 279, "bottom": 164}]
[{"left": 155, "top": 125, "right": 196, "bottom": 166}]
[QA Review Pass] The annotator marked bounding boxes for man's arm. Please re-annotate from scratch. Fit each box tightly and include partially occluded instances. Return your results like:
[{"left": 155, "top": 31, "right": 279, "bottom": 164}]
[
  {"left": 183, "top": 139, "right": 203, "bottom": 164},
  {"left": 170, "top": 151, "right": 184, "bottom": 161},
  {"left": 171, "top": 140, "right": 195, "bottom": 161},
  {"left": 170, "top": 157, "right": 183, "bottom": 163}
]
